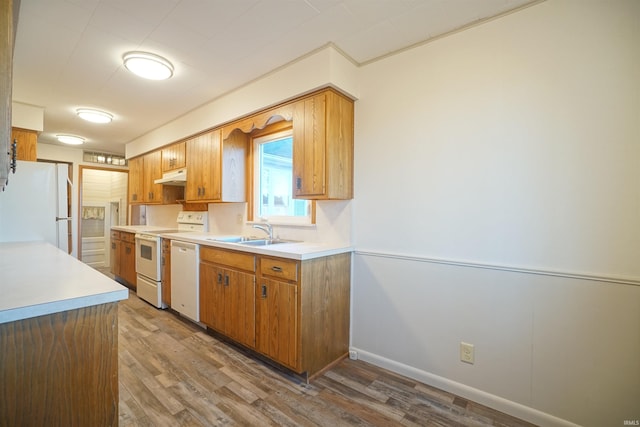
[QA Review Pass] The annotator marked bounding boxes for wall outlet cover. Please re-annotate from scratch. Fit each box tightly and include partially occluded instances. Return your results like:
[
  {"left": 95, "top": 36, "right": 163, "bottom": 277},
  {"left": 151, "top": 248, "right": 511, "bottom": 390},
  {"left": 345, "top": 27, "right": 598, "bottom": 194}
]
[{"left": 460, "top": 342, "right": 475, "bottom": 364}]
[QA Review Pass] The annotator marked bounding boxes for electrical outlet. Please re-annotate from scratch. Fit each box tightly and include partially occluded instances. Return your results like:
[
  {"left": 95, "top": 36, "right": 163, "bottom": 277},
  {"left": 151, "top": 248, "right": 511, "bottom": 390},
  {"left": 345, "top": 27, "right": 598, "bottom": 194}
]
[
  {"left": 460, "top": 342, "right": 474, "bottom": 364},
  {"left": 349, "top": 350, "right": 358, "bottom": 360}
]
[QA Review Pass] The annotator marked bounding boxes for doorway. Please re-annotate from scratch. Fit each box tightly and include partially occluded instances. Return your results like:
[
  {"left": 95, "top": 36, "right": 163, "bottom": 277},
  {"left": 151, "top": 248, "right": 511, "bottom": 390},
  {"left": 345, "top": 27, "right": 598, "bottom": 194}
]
[{"left": 78, "top": 166, "right": 128, "bottom": 267}]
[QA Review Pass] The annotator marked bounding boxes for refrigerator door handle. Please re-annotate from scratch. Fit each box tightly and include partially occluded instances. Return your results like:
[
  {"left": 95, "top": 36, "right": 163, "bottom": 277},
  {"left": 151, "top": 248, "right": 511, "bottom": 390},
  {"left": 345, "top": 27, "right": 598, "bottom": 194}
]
[{"left": 56, "top": 217, "right": 72, "bottom": 221}]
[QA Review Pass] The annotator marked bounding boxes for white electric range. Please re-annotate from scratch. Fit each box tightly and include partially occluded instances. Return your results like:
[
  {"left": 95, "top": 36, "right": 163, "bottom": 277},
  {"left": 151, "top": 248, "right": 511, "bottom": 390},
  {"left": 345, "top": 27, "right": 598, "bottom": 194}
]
[{"left": 135, "top": 211, "right": 208, "bottom": 308}]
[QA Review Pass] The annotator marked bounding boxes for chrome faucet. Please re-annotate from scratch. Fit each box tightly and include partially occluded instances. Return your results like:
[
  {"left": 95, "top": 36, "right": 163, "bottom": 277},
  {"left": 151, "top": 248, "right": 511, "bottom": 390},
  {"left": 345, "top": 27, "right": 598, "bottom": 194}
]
[{"left": 253, "top": 223, "right": 273, "bottom": 240}]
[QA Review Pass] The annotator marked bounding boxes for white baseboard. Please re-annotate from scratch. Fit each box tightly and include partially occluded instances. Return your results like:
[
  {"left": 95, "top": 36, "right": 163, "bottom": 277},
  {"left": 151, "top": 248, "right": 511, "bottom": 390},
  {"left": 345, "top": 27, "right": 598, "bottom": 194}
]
[{"left": 350, "top": 347, "right": 581, "bottom": 427}]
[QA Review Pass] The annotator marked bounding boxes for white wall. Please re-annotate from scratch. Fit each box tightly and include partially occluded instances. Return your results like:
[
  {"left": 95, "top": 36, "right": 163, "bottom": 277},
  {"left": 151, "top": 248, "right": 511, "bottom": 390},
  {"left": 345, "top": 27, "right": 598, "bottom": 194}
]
[{"left": 352, "top": 1, "right": 639, "bottom": 426}]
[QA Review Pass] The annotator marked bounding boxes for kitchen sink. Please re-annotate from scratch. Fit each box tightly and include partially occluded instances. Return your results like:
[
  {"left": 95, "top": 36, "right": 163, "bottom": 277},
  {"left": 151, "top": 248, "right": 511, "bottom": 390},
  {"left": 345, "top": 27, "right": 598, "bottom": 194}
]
[
  {"left": 236, "top": 238, "right": 294, "bottom": 246},
  {"left": 204, "top": 236, "right": 298, "bottom": 246}
]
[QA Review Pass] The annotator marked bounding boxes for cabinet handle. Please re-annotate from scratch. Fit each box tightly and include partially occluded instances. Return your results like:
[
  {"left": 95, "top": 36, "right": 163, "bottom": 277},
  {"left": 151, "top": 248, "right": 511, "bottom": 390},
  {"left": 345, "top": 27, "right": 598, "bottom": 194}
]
[
  {"left": 125, "top": 247, "right": 131, "bottom": 255},
  {"left": 10, "top": 140, "right": 17, "bottom": 173},
  {"left": 111, "top": 243, "right": 116, "bottom": 249},
  {"left": 161, "top": 257, "right": 165, "bottom": 266},
  {"left": 261, "top": 284, "right": 267, "bottom": 299},
  {"left": 224, "top": 275, "right": 229, "bottom": 286},
  {"left": 217, "top": 273, "right": 223, "bottom": 283},
  {"left": 296, "top": 177, "right": 302, "bottom": 190},
  {"left": 271, "top": 266, "right": 283, "bottom": 272},
  {"left": 132, "top": 194, "right": 137, "bottom": 201}
]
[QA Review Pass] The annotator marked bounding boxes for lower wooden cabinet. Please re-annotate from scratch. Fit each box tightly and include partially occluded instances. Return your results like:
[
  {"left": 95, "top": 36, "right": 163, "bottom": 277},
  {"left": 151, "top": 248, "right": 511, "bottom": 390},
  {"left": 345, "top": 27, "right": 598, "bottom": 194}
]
[
  {"left": 161, "top": 238, "right": 171, "bottom": 306},
  {"left": 200, "top": 248, "right": 256, "bottom": 349},
  {"left": 199, "top": 246, "right": 351, "bottom": 379},
  {"left": 256, "top": 277, "right": 298, "bottom": 369},
  {"left": 110, "top": 232, "right": 120, "bottom": 275},
  {"left": 110, "top": 231, "right": 136, "bottom": 290}
]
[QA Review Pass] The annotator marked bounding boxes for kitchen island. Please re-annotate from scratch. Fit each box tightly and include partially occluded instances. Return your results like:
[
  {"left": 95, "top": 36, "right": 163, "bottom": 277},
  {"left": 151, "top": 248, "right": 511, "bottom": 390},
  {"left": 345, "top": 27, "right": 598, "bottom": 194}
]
[{"left": 0, "top": 241, "right": 128, "bottom": 426}]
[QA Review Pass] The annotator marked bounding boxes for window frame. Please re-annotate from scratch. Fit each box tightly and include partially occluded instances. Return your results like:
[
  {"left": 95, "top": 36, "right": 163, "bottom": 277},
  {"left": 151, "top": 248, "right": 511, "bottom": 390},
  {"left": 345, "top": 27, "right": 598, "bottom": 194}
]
[{"left": 248, "top": 121, "right": 315, "bottom": 225}]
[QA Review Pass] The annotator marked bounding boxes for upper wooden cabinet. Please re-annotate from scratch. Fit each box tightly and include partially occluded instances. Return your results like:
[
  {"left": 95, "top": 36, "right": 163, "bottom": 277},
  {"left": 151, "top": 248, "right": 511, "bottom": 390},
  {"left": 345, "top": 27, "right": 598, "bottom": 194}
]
[
  {"left": 128, "top": 87, "right": 353, "bottom": 205},
  {"left": 185, "top": 129, "right": 247, "bottom": 203},
  {"left": 292, "top": 89, "right": 354, "bottom": 200},
  {"left": 12, "top": 128, "right": 38, "bottom": 161},
  {"left": 142, "top": 150, "right": 163, "bottom": 203},
  {"left": 1, "top": 0, "right": 20, "bottom": 189},
  {"left": 129, "top": 153, "right": 162, "bottom": 204},
  {"left": 161, "top": 141, "right": 185, "bottom": 172},
  {"left": 185, "top": 131, "right": 221, "bottom": 202},
  {"left": 129, "top": 152, "right": 181, "bottom": 204},
  {"left": 128, "top": 157, "right": 144, "bottom": 203}
]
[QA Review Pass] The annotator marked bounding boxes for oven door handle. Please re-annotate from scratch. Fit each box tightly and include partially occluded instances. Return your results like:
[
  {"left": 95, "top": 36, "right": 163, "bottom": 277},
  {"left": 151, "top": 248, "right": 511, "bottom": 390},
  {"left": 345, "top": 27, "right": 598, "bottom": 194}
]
[{"left": 135, "top": 234, "right": 158, "bottom": 242}]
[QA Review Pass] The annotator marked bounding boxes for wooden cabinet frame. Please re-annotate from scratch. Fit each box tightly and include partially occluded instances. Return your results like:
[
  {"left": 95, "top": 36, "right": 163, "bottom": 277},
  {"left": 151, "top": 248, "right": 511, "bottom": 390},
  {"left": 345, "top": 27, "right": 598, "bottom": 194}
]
[
  {"left": 199, "top": 245, "right": 351, "bottom": 381},
  {"left": 128, "top": 87, "right": 353, "bottom": 207}
]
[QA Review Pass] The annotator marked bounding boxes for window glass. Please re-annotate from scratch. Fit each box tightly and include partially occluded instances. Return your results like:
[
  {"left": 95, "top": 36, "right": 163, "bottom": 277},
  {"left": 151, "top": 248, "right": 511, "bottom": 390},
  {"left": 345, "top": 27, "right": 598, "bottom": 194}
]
[{"left": 253, "top": 129, "right": 310, "bottom": 224}]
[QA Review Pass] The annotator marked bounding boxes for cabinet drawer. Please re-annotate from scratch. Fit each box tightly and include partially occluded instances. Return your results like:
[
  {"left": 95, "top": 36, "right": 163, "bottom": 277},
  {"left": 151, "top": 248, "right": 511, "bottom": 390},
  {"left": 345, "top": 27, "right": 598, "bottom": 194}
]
[
  {"left": 200, "top": 247, "right": 256, "bottom": 272},
  {"left": 120, "top": 232, "right": 135, "bottom": 243},
  {"left": 110, "top": 230, "right": 120, "bottom": 240},
  {"left": 260, "top": 257, "right": 298, "bottom": 282}
]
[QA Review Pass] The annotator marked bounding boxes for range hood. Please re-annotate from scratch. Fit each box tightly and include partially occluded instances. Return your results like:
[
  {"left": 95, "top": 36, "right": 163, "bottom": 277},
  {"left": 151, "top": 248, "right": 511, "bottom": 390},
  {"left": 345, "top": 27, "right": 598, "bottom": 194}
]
[{"left": 154, "top": 168, "right": 187, "bottom": 185}]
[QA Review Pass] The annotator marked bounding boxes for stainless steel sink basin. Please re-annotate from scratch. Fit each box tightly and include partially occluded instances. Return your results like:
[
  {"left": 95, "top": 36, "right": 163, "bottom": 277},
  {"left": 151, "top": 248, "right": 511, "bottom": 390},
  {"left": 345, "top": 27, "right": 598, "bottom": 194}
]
[
  {"left": 236, "top": 238, "right": 294, "bottom": 246},
  {"left": 204, "top": 236, "right": 299, "bottom": 246}
]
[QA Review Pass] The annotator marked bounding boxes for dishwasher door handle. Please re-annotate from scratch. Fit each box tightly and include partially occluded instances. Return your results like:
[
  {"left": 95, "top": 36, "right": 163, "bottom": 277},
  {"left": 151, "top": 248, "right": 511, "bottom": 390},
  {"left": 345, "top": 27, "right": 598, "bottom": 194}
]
[{"left": 171, "top": 240, "right": 197, "bottom": 251}]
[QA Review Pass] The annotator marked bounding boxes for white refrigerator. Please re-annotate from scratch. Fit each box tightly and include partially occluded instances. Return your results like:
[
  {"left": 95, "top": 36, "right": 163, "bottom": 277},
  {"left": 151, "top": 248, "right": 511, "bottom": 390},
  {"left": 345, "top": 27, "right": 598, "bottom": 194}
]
[{"left": 0, "top": 160, "right": 70, "bottom": 252}]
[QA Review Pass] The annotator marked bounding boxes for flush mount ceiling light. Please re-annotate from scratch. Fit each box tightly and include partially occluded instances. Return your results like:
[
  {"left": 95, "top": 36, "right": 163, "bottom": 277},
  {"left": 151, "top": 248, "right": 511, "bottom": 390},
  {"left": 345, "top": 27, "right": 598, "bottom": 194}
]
[
  {"left": 123, "top": 51, "right": 174, "bottom": 80},
  {"left": 77, "top": 108, "right": 113, "bottom": 124},
  {"left": 57, "top": 135, "right": 85, "bottom": 145}
]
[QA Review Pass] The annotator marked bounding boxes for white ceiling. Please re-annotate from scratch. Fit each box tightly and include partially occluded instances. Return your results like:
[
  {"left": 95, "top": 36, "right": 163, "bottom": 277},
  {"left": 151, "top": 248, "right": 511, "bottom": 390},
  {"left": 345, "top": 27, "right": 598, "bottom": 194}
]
[{"left": 12, "top": 0, "right": 535, "bottom": 155}]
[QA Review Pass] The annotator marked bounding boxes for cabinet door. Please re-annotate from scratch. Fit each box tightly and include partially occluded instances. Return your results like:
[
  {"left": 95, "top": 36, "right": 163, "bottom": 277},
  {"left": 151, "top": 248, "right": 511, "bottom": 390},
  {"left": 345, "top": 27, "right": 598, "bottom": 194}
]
[
  {"left": 128, "top": 157, "right": 144, "bottom": 203},
  {"left": 186, "top": 131, "right": 221, "bottom": 202},
  {"left": 292, "top": 93, "right": 326, "bottom": 198},
  {"left": 200, "top": 263, "right": 226, "bottom": 330},
  {"left": 121, "top": 241, "right": 136, "bottom": 289},
  {"left": 143, "top": 151, "right": 163, "bottom": 203},
  {"left": 11, "top": 128, "right": 37, "bottom": 161},
  {"left": 110, "top": 237, "right": 121, "bottom": 276},
  {"left": 225, "top": 269, "right": 256, "bottom": 348},
  {"left": 256, "top": 278, "right": 299, "bottom": 370},
  {"left": 162, "top": 141, "right": 186, "bottom": 172}
]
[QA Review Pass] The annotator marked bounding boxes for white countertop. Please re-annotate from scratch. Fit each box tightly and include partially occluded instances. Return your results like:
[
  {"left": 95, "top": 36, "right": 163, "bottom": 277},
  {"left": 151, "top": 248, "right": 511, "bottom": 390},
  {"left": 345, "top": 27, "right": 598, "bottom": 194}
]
[
  {"left": 0, "top": 241, "right": 129, "bottom": 324},
  {"left": 112, "top": 225, "right": 178, "bottom": 234},
  {"left": 160, "top": 232, "right": 353, "bottom": 260}
]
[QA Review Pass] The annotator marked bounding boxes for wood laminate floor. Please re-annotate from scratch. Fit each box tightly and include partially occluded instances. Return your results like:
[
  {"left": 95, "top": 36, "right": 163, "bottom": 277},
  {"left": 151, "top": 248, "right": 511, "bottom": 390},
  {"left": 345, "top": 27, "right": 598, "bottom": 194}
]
[{"left": 111, "top": 277, "right": 535, "bottom": 426}]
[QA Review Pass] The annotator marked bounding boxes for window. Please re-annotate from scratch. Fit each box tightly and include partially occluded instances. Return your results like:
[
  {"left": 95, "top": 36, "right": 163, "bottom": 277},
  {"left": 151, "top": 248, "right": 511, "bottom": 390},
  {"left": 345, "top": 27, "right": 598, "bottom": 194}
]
[{"left": 253, "top": 127, "right": 311, "bottom": 224}]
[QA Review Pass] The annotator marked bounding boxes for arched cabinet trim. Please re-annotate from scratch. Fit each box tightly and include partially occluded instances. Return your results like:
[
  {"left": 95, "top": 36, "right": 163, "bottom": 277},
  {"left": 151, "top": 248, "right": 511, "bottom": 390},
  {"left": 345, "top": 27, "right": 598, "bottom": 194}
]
[{"left": 221, "top": 103, "right": 294, "bottom": 140}]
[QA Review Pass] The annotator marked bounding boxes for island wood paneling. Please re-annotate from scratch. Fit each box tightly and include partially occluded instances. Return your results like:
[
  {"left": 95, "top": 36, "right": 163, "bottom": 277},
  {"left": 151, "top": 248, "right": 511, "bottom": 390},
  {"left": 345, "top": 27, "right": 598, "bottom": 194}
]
[{"left": 0, "top": 302, "right": 119, "bottom": 426}]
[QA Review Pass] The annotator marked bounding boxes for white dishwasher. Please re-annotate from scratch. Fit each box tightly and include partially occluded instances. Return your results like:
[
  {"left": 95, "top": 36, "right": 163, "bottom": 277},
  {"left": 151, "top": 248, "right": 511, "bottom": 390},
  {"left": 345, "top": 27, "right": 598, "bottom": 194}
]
[{"left": 170, "top": 240, "right": 200, "bottom": 322}]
